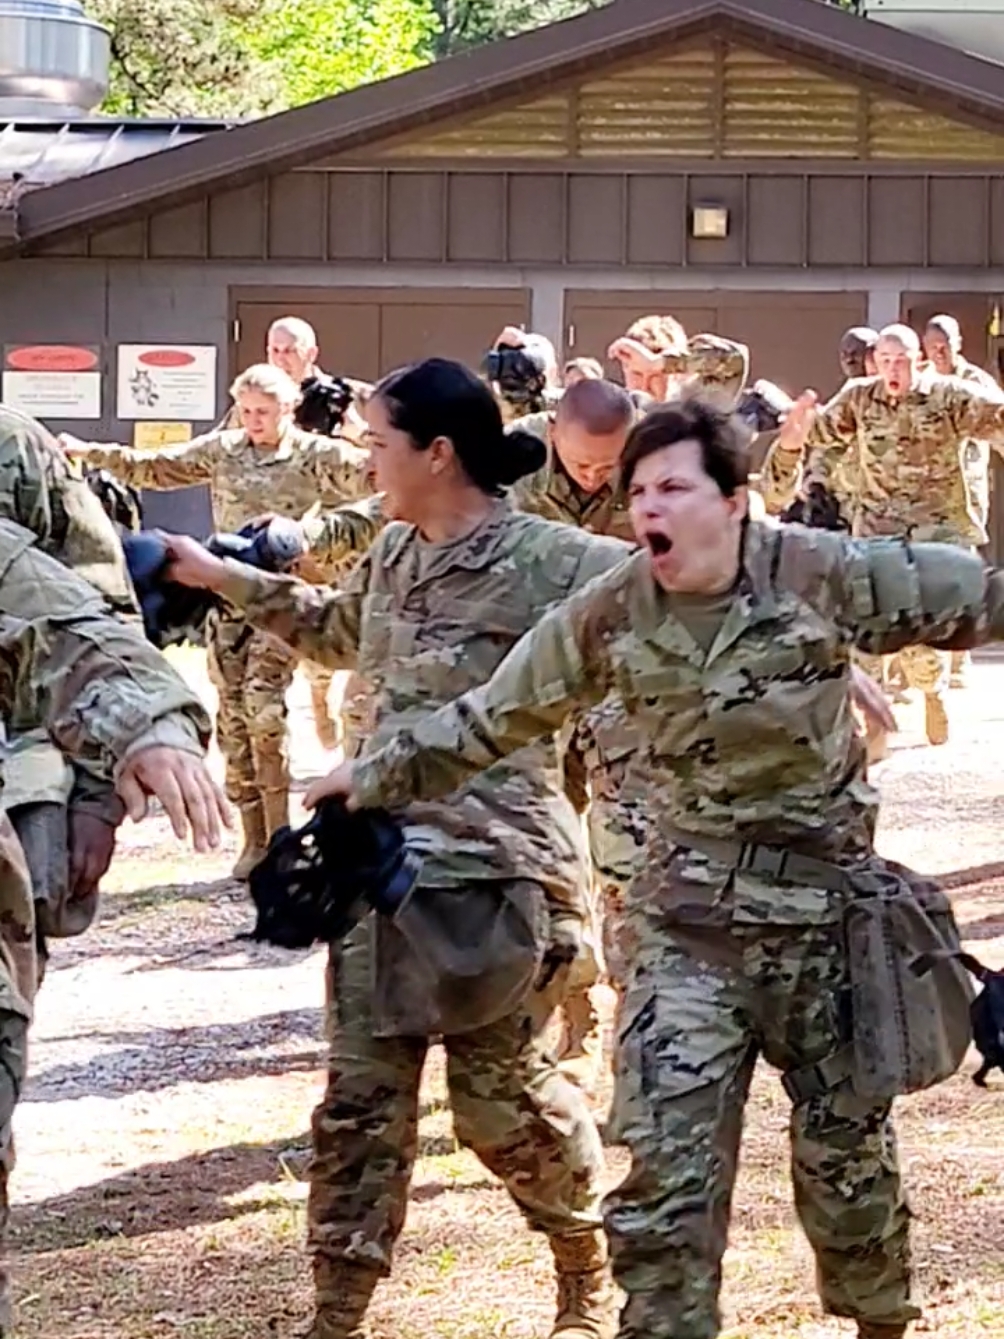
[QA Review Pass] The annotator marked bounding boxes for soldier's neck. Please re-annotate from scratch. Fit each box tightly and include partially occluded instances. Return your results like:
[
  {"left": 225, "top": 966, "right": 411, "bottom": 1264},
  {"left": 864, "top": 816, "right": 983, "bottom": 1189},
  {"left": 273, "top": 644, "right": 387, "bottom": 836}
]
[{"left": 414, "top": 489, "right": 497, "bottom": 545}]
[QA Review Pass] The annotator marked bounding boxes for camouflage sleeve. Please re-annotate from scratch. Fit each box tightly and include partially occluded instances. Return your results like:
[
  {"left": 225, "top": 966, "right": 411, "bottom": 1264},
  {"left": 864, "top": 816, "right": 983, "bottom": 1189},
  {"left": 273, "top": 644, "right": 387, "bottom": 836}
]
[
  {"left": 803, "top": 386, "right": 861, "bottom": 492},
  {"left": 301, "top": 494, "right": 385, "bottom": 568},
  {"left": 215, "top": 558, "right": 367, "bottom": 670},
  {"left": 0, "top": 522, "right": 211, "bottom": 778},
  {"left": 507, "top": 411, "right": 552, "bottom": 444},
  {"left": 947, "top": 382, "right": 1004, "bottom": 452},
  {"left": 668, "top": 334, "right": 749, "bottom": 405},
  {"left": 65, "top": 432, "right": 221, "bottom": 490},
  {"left": 310, "top": 436, "right": 372, "bottom": 506},
  {"left": 829, "top": 533, "right": 1004, "bottom": 653},
  {"left": 352, "top": 575, "right": 620, "bottom": 810},
  {"left": 757, "top": 435, "right": 804, "bottom": 514}
]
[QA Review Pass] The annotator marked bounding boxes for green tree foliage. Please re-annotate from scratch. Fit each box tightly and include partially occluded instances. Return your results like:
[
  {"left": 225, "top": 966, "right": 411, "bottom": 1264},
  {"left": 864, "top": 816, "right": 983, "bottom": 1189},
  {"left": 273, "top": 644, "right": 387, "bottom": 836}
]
[
  {"left": 86, "top": 0, "right": 437, "bottom": 118},
  {"left": 425, "top": 0, "right": 607, "bottom": 59}
]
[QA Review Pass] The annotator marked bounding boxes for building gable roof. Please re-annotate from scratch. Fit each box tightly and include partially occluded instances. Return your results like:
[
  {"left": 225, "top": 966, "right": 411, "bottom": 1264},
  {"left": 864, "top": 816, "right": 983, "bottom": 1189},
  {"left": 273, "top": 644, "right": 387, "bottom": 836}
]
[{"left": 10, "top": 0, "right": 1004, "bottom": 248}]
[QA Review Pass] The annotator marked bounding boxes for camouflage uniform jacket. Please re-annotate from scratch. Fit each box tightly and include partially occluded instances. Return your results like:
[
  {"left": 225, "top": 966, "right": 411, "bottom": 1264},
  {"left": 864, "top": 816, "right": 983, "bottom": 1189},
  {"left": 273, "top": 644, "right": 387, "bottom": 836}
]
[
  {"left": 217, "top": 501, "right": 630, "bottom": 907},
  {"left": 759, "top": 370, "right": 1004, "bottom": 543},
  {"left": 350, "top": 519, "right": 1004, "bottom": 926},
  {"left": 74, "top": 422, "right": 370, "bottom": 536},
  {"left": 0, "top": 404, "right": 139, "bottom": 823},
  {"left": 666, "top": 333, "right": 749, "bottom": 405},
  {"left": 0, "top": 517, "right": 212, "bottom": 1013},
  {"left": 949, "top": 356, "right": 999, "bottom": 536}
]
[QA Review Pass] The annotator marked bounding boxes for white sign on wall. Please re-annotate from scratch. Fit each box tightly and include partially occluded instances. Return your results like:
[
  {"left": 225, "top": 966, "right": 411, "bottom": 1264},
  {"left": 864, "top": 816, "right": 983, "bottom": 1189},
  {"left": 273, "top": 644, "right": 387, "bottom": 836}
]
[
  {"left": 2, "top": 344, "right": 102, "bottom": 418},
  {"left": 116, "top": 344, "right": 217, "bottom": 421}
]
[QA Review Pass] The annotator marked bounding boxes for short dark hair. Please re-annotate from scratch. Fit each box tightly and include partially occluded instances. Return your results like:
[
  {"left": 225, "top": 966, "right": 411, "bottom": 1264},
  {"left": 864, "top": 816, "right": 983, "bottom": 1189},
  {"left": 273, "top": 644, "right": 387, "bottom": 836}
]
[
  {"left": 555, "top": 377, "right": 634, "bottom": 436},
  {"left": 375, "top": 357, "right": 545, "bottom": 496},
  {"left": 619, "top": 396, "right": 749, "bottom": 496}
]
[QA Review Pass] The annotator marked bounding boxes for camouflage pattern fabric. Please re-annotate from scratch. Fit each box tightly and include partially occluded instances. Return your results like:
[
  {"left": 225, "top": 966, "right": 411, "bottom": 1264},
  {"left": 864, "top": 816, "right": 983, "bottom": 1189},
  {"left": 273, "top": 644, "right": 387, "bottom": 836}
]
[
  {"left": 0, "top": 403, "right": 139, "bottom": 832},
  {"left": 309, "top": 905, "right": 605, "bottom": 1280},
  {"left": 665, "top": 333, "right": 749, "bottom": 406},
  {"left": 759, "top": 370, "right": 1004, "bottom": 544},
  {"left": 216, "top": 500, "right": 630, "bottom": 1034},
  {"left": 0, "top": 517, "right": 211, "bottom": 1331},
  {"left": 346, "top": 520, "right": 1004, "bottom": 1333},
  {"left": 607, "top": 916, "right": 915, "bottom": 1338},
  {"left": 75, "top": 423, "right": 371, "bottom": 827},
  {"left": 301, "top": 495, "right": 387, "bottom": 758}
]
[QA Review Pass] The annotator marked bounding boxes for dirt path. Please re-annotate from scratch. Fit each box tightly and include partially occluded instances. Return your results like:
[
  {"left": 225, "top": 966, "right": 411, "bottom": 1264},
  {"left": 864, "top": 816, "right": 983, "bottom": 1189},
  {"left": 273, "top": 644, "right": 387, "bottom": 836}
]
[{"left": 10, "top": 653, "right": 1004, "bottom": 1338}]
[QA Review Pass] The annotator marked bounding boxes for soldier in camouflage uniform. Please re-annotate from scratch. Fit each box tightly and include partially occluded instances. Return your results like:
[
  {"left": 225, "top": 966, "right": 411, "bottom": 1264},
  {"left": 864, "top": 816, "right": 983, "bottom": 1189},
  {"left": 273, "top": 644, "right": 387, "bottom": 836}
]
[
  {"left": 309, "top": 395, "right": 1002, "bottom": 1339},
  {"left": 164, "top": 358, "right": 629, "bottom": 1339},
  {"left": 65, "top": 363, "right": 370, "bottom": 877},
  {"left": 217, "top": 317, "right": 370, "bottom": 751},
  {"left": 839, "top": 326, "right": 879, "bottom": 382},
  {"left": 0, "top": 516, "right": 227, "bottom": 1335},
  {"left": 607, "top": 313, "right": 749, "bottom": 406},
  {"left": 761, "top": 323, "right": 1004, "bottom": 750},
  {"left": 922, "top": 314, "right": 1000, "bottom": 689},
  {"left": 0, "top": 402, "right": 141, "bottom": 981},
  {"left": 510, "top": 381, "right": 641, "bottom": 1073}
]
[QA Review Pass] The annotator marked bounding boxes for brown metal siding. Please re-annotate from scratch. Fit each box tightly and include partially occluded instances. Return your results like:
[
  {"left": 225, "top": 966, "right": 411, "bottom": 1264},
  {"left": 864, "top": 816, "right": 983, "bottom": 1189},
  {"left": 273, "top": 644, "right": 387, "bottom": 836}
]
[{"left": 69, "top": 164, "right": 1004, "bottom": 269}]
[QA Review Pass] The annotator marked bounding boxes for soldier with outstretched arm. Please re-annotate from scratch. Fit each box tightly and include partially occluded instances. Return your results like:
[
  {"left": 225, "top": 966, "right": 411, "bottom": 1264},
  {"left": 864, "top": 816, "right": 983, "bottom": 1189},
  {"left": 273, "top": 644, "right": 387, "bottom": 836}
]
[{"left": 160, "top": 393, "right": 944, "bottom": 1339}]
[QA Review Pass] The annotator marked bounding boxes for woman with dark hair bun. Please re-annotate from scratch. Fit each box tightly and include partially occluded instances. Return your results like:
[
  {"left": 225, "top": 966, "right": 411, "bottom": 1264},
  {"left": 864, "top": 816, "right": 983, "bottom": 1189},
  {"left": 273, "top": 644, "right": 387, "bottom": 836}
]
[{"left": 162, "top": 355, "right": 633, "bottom": 1339}]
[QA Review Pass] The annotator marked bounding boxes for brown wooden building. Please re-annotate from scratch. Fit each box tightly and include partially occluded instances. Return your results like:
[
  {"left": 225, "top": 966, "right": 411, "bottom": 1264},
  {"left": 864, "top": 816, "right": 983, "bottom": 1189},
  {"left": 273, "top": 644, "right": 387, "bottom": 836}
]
[{"left": 3, "top": 0, "right": 1004, "bottom": 534}]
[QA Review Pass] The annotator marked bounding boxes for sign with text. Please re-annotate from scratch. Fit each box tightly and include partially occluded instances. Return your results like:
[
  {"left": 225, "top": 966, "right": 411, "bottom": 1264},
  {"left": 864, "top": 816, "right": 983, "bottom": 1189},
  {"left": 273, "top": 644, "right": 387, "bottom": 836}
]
[
  {"left": 117, "top": 344, "right": 216, "bottom": 421},
  {"left": 133, "top": 421, "right": 192, "bottom": 451},
  {"left": 2, "top": 344, "right": 102, "bottom": 419}
]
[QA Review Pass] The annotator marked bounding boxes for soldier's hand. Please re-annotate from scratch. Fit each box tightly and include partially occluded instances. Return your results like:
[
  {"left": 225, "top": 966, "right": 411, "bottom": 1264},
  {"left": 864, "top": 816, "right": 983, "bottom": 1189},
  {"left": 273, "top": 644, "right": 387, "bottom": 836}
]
[
  {"left": 849, "top": 665, "right": 897, "bottom": 736},
  {"left": 607, "top": 337, "right": 664, "bottom": 375},
  {"left": 778, "top": 390, "right": 817, "bottom": 450},
  {"left": 117, "top": 747, "right": 231, "bottom": 852},
  {"left": 68, "top": 811, "right": 117, "bottom": 901},
  {"left": 304, "top": 762, "right": 359, "bottom": 811},
  {"left": 157, "top": 531, "right": 232, "bottom": 592}
]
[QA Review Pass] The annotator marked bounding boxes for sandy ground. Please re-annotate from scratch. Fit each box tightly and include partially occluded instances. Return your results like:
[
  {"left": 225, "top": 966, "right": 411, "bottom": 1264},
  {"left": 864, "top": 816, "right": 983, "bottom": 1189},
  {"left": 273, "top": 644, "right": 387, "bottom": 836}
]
[{"left": 8, "top": 651, "right": 1004, "bottom": 1338}]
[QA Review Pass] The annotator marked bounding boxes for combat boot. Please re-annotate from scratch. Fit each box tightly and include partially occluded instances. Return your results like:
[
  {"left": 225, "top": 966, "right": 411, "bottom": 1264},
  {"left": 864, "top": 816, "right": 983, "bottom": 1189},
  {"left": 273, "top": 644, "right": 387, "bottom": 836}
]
[
  {"left": 303, "top": 1257, "right": 382, "bottom": 1339},
  {"left": 548, "top": 1229, "right": 619, "bottom": 1339},
  {"left": 857, "top": 1323, "right": 909, "bottom": 1339},
  {"left": 924, "top": 692, "right": 949, "bottom": 746},
  {"left": 232, "top": 803, "right": 268, "bottom": 880}
]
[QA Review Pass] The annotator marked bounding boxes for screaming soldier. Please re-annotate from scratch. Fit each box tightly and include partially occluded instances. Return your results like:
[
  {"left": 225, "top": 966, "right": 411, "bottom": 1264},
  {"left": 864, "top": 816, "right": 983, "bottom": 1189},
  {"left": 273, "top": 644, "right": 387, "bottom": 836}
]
[
  {"left": 0, "top": 516, "right": 228, "bottom": 1334},
  {"left": 294, "top": 394, "right": 988, "bottom": 1339},
  {"left": 163, "top": 359, "right": 633, "bottom": 1339},
  {"left": 762, "top": 322, "right": 1004, "bottom": 751},
  {"left": 63, "top": 363, "right": 370, "bottom": 878}
]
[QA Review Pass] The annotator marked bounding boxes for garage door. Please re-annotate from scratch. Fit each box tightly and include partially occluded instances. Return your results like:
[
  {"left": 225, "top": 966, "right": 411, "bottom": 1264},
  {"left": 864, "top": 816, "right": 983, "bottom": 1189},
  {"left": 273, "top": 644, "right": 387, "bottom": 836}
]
[
  {"left": 563, "top": 290, "right": 869, "bottom": 403},
  {"left": 232, "top": 287, "right": 531, "bottom": 384}
]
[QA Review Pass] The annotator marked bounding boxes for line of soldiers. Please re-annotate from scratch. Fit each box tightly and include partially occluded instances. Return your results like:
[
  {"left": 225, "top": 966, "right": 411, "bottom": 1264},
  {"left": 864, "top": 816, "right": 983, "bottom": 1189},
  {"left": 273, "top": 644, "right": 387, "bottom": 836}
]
[{"left": 7, "top": 300, "right": 997, "bottom": 1339}]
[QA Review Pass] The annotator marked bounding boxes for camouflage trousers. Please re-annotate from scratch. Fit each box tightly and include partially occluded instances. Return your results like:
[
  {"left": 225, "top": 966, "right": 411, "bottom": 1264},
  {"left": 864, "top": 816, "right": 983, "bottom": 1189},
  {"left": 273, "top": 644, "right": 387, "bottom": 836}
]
[
  {"left": 586, "top": 763, "right": 649, "bottom": 994},
  {"left": 206, "top": 617, "right": 295, "bottom": 812},
  {"left": 858, "top": 645, "right": 946, "bottom": 697},
  {"left": 309, "top": 896, "right": 606, "bottom": 1282},
  {"left": 607, "top": 916, "right": 917, "bottom": 1338}
]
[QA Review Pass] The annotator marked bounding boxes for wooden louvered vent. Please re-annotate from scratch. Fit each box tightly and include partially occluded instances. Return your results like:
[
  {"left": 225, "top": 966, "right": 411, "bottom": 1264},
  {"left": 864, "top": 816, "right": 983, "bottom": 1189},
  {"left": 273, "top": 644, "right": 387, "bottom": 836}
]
[
  {"left": 721, "top": 49, "right": 859, "bottom": 157},
  {"left": 575, "top": 49, "right": 717, "bottom": 157},
  {"left": 376, "top": 41, "right": 1004, "bottom": 162}
]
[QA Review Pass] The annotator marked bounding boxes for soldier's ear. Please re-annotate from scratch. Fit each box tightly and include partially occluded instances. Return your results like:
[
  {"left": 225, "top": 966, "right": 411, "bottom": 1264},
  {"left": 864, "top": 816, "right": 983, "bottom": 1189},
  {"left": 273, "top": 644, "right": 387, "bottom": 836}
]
[
  {"left": 427, "top": 435, "right": 455, "bottom": 476},
  {"left": 728, "top": 485, "right": 750, "bottom": 522}
]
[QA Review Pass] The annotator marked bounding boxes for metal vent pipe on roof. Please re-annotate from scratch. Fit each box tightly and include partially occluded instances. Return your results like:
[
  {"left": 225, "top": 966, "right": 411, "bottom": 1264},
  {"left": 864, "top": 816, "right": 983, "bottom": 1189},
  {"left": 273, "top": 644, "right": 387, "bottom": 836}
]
[{"left": 0, "top": 1, "right": 110, "bottom": 118}]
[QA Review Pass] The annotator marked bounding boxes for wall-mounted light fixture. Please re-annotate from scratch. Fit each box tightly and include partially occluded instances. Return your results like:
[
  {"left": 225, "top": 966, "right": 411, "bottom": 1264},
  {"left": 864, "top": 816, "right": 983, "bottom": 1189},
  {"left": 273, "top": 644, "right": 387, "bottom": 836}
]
[{"left": 691, "top": 204, "right": 729, "bottom": 239}]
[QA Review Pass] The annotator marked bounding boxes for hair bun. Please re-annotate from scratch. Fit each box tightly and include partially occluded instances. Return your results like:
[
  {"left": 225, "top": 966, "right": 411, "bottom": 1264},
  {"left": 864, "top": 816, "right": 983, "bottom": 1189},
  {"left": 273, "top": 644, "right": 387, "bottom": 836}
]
[{"left": 496, "top": 428, "right": 547, "bottom": 486}]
